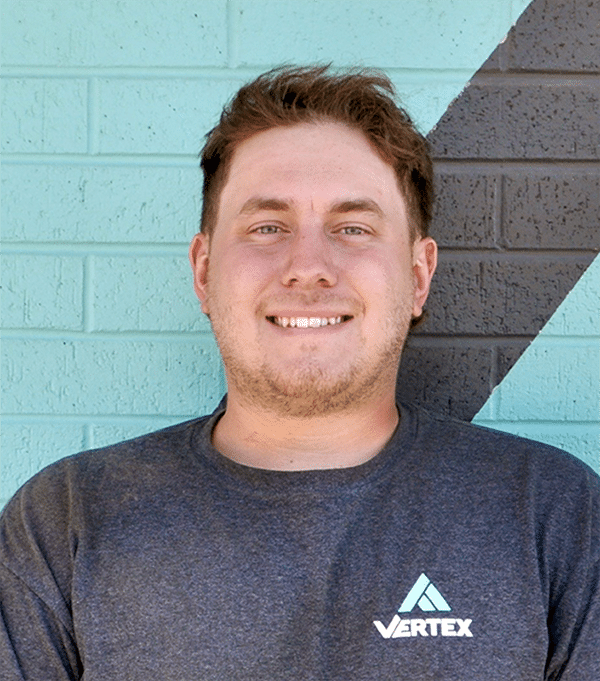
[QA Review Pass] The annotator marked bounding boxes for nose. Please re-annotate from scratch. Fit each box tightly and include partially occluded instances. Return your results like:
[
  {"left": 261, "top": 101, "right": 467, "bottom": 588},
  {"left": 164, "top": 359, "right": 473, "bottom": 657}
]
[{"left": 281, "top": 231, "right": 338, "bottom": 289}]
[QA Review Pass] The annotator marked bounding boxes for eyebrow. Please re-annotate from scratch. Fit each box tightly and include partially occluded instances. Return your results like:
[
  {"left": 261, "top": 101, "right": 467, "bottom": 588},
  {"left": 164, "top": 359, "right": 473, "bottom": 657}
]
[
  {"left": 329, "top": 198, "right": 384, "bottom": 219},
  {"left": 238, "top": 197, "right": 292, "bottom": 216},
  {"left": 237, "top": 196, "right": 385, "bottom": 219}
]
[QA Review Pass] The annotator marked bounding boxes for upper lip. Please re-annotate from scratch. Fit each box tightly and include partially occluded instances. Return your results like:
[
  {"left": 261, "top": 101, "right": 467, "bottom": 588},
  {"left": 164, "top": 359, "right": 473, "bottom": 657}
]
[{"left": 266, "top": 311, "right": 352, "bottom": 318}]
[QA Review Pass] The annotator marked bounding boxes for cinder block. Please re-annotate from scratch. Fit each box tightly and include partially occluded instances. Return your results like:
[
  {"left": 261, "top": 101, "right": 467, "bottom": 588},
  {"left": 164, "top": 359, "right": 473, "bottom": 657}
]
[
  {"left": 503, "top": 172, "right": 600, "bottom": 249},
  {"left": 429, "top": 85, "right": 502, "bottom": 158},
  {"left": 92, "top": 255, "right": 209, "bottom": 332},
  {"left": 541, "top": 256, "right": 600, "bottom": 337},
  {"left": 508, "top": 0, "right": 600, "bottom": 72},
  {"left": 97, "top": 78, "right": 244, "bottom": 155},
  {"left": 396, "top": 341, "right": 492, "bottom": 420},
  {"left": 426, "top": 255, "right": 592, "bottom": 335},
  {"left": 1, "top": 254, "right": 84, "bottom": 330},
  {"left": 496, "top": 341, "right": 532, "bottom": 385},
  {"left": 0, "top": 423, "right": 86, "bottom": 502},
  {"left": 495, "top": 342, "right": 600, "bottom": 421},
  {"left": 1, "top": 0, "right": 227, "bottom": 67},
  {"left": 392, "top": 80, "right": 469, "bottom": 137},
  {"left": 478, "top": 40, "right": 504, "bottom": 72},
  {"left": 430, "top": 172, "right": 498, "bottom": 247},
  {"left": 430, "top": 84, "right": 599, "bottom": 160},
  {"left": 1, "top": 79, "right": 87, "bottom": 153},
  {"left": 2, "top": 337, "right": 225, "bottom": 416},
  {"left": 234, "top": 0, "right": 511, "bottom": 70},
  {"left": 1, "top": 165, "right": 201, "bottom": 243}
]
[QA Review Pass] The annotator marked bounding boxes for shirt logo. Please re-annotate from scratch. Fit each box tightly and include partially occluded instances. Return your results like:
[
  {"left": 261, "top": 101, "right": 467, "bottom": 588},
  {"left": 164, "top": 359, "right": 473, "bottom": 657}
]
[
  {"left": 398, "top": 572, "right": 451, "bottom": 613},
  {"left": 373, "top": 573, "right": 473, "bottom": 639}
]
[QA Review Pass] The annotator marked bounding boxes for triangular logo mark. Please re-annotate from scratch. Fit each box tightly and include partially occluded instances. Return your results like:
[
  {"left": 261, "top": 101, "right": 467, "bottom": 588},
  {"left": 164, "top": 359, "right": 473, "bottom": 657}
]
[{"left": 398, "top": 573, "right": 451, "bottom": 613}]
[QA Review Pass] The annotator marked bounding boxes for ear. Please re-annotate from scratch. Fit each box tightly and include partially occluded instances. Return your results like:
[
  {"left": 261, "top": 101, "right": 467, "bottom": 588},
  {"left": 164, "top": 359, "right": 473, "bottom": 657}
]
[
  {"left": 189, "top": 232, "right": 211, "bottom": 315},
  {"left": 411, "top": 237, "right": 437, "bottom": 318}
]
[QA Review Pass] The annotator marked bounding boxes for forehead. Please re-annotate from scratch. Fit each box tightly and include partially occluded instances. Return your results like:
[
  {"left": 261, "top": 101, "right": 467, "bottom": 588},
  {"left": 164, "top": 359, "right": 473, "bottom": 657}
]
[{"left": 219, "top": 122, "right": 402, "bottom": 213}]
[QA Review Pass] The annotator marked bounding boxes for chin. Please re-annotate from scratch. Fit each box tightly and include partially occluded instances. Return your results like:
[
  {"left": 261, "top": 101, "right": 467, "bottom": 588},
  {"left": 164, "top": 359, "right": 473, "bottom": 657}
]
[{"left": 232, "top": 358, "right": 389, "bottom": 418}]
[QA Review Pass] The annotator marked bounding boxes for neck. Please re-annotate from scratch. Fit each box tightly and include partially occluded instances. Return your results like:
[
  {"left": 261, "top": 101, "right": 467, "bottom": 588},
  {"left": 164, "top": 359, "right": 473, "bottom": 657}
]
[{"left": 211, "top": 389, "right": 399, "bottom": 471}]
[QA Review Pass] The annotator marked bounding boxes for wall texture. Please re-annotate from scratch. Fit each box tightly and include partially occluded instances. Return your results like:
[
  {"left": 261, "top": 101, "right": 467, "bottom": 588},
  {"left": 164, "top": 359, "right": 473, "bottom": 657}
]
[
  {"left": 397, "top": 0, "right": 600, "bottom": 474},
  {"left": 1, "top": 0, "right": 597, "bottom": 505}
]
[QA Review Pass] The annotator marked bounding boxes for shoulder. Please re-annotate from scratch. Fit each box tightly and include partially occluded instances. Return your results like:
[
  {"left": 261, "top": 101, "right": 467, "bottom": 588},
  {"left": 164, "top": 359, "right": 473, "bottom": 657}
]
[
  {"left": 24, "top": 414, "right": 207, "bottom": 475},
  {"left": 399, "top": 404, "right": 600, "bottom": 512},
  {"left": 1, "top": 415, "right": 212, "bottom": 535},
  {"left": 0, "top": 415, "right": 214, "bottom": 590}
]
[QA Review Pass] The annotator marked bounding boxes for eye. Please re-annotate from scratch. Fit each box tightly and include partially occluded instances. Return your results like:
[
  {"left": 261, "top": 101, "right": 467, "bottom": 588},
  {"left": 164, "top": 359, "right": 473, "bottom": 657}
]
[
  {"left": 338, "top": 225, "right": 369, "bottom": 236},
  {"left": 253, "top": 224, "right": 282, "bottom": 234}
]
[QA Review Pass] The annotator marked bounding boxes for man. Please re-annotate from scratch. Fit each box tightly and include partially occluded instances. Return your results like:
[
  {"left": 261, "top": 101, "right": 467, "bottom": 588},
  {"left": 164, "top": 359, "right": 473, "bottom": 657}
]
[{"left": 1, "top": 66, "right": 599, "bottom": 680}]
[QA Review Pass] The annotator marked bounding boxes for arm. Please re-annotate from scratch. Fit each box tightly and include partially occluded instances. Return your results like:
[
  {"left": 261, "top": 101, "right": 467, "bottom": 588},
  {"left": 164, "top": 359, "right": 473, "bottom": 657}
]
[
  {"left": 0, "top": 466, "right": 82, "bottom": 681},
  {"left": 544, "top": 464, "right": 600, "bottom": 680}
]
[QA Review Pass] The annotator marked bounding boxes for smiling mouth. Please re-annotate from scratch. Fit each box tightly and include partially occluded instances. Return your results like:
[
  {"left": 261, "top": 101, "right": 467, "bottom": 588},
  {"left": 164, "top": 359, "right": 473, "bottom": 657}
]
[{"left": 267, "top": 315, "right": 353, "bottom": 328}]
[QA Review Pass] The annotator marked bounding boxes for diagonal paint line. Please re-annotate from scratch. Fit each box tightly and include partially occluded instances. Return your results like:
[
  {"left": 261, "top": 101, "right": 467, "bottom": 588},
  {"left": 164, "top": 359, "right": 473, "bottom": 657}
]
[{"left": 473, "top": 255, "right": 600, "bottom": 472}]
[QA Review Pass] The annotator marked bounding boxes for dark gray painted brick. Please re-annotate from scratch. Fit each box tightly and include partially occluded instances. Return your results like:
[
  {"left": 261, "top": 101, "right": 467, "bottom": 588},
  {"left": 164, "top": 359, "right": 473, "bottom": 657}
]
[
  {"left": 421, "top": 256, "right": 593, "bottom": 335},
  {"left": 497, "top": 342, "right": 533, "bottom": 385},
  {"left": 508, "top": 0, "right": 600, "bottom": 72},
  {"left": 479, "top": 40, "right": 504, "bottom": 72},
  {"left": 429, "top": 86, "right": 501, "bottom": 158},
  {"left": 396, "top": 342, "right": 492, "bottom": 421},
  {"left": 408, "top": 0, "right": 598, "bottom": 419},
  {"left": 429, "top": 84, "right": 599, "bottom": 159},
  {"left": 430, "top": 172, "right": 498, "bottom": 247},
  {"left": 503, "top": 173, "right": 600, "bottom": 249}
]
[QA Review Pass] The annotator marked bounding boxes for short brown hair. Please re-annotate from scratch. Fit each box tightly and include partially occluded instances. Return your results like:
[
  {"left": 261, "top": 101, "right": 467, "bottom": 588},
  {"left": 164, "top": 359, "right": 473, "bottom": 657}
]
[{"left": 200, "top": 65, "right": 433, "bottom": 239}]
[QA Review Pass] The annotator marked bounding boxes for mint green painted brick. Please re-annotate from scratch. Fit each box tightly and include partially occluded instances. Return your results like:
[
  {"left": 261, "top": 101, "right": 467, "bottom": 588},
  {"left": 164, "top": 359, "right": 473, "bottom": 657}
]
[
  {"left": 234, "top": 0, "right": 523, "bottom": 69},
  {"left": 92, "top": 256, "right": 210, "bottom": 332},
  {"left": 0, "top": 423, "right": 86, "bottom": 502},
  {"left": 97, "top": 79, "right": 244, "bottom": 154},
  {"left": 1, "top": 0, "right": 227, "bottom": 67},
  {"left": 541, "top": 256, "right": 600, "bottom": 337},
  {"left": 473, "top": 254, "right": 599, "bottom": 472},
  {"left": 391, "top": 79, "right": 471, "bottom": 136},
  {"left": 494, "top": 343, "right": 600, "bottom": 422},
  {"left": 1, "top": 255, "right": 84, "bottom": 330},
  {"left": 1, "top": 79, "right": 87, "bottom": 153},
  {"left": 1, "top": 165, "right": 201, "bottom": 243},
  {"left": 510, "top": 0, "right": 534, "bottom": 22},
  {"left": 2, "top": 337, "right": 225, "bottom": 416}
]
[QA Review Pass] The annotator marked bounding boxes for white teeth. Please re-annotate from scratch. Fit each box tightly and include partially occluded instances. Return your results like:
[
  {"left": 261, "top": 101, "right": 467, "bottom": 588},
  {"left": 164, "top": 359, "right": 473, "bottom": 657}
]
[{"left": 271, "top": 316, "right": 348, "bottom": 328}]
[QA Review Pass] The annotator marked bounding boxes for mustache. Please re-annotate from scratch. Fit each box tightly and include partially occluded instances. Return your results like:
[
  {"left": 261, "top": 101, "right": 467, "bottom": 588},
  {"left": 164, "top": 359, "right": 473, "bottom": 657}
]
[{"left": 257, "top": 293, "right": 362, "bottom": 314}]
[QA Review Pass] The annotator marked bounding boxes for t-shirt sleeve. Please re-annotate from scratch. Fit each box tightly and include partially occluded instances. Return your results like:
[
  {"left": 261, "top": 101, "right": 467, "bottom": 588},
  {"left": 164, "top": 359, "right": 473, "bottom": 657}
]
[
  {"left": 544, "top": 462, "right": 600, "bottom": 680},
  {"left": 0, "top": 466, "right": 82, "bottom": 681}
]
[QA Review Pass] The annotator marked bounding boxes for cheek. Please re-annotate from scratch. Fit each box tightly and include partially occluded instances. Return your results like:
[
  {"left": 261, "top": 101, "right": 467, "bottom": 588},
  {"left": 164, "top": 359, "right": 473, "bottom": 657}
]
[
  {"left": 209, "top": 250, "right": 276, "bottom": 310},
  {"left": 347, "top": 252, "right": 409, "bottom": 292}
]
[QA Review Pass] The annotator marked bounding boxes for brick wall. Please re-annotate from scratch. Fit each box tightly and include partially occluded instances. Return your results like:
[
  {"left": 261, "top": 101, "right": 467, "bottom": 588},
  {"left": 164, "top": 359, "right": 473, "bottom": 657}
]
[
  {"left": 397, "top": 0, "right": 599, "bottom": 469},
  {"left": 2, "top": 0, "right": 597, "bottom": 505}
]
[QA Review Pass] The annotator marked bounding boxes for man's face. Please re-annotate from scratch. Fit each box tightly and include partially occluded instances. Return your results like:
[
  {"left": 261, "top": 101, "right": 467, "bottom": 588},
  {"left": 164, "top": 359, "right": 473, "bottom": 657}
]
[{"left": 190, "top": 122, "right": 436, "bottom": 417}]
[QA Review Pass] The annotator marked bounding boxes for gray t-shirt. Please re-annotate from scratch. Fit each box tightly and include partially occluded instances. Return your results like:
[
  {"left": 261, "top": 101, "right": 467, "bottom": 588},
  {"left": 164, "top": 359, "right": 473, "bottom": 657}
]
[{"left": 1, "top": 403, "right": 599, "bottom": 680}]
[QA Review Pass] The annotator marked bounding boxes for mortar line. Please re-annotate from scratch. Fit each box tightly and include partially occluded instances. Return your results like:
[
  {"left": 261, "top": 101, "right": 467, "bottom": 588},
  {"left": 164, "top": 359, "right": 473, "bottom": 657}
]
[
  {"left": 83, "top": 423, "right": 94, "bottom": 450},
  {"left": 82, "top": 255, "right": 95, "bottom": 333},
  {"left": 87, "top": 77, "right": 100, "bottom": 155}
]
